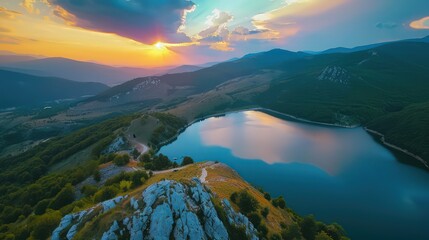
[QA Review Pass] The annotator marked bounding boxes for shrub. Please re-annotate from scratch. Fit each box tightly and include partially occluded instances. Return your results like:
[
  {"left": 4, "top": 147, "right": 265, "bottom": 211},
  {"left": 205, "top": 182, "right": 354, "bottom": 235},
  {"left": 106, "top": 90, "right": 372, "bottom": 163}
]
[
  {"left": 48, "top": 184, "right": 75, "bottom": 210},
  {"left": 281, "top": 223, "right": 303, "bottom": 240},
  {"left": 181, "top": 156, "right": 194, "bottom": 166},
  {"left": 300, "top": 215, "right": 318, "bottom": 240},
  {"left": 119, "top": 180, "right": 132, "bottom": 192},
  {"left": 30, "top": 211, "right": 62, "bottom": 240},
  {"left": 272, "top": 196, "right": 286, "bottom": 209},
  {"left": 34, "top": 199, "right": 51, "bottom": 215},
  {"left": 315, "top": 231, "right": 334, "bottom": 240},
  {"left": 94, "top": 186, "right": 119, "bottom": 203},
  {"left": 113, "top": 154, "right": 130, "bottom": 166},
  {"left": 247, "top": 212, "right": 262, "bottom": 228},
  {"left": 264, "top": 192, "right": 271, "bottom": 200},
  {"left": 261, "top": 207, "right": 269, "bottom": 218},
  {"left": 237, "top": 191, "right": 260, "bottom": 214}
]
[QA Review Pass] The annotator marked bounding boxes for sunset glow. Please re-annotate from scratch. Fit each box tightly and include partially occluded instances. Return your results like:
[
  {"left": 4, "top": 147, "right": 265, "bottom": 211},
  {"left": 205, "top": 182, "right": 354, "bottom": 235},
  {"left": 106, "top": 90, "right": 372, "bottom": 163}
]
[{"left": 0, "top": 0, "right": 428, "bottom": 67}]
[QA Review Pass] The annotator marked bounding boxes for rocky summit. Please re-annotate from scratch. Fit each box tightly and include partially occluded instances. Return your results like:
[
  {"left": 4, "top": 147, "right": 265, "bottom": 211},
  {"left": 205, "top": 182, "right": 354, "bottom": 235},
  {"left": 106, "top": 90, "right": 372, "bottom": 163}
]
[{"left": 51, "top": 178, "right": 259, "bottom": 240}]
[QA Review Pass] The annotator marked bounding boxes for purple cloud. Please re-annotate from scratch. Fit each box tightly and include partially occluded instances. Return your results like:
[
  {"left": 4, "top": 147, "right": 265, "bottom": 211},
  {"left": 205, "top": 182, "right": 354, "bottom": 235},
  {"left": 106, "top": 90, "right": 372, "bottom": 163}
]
[{"left": 48, "top": 0, "right": 195, "bottom": 44}]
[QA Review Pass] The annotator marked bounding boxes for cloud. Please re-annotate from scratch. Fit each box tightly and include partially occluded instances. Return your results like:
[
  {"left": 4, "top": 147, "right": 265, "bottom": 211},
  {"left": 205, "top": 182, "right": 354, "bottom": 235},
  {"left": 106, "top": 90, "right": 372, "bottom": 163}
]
[
  {"left": 21, "top": 0, "right": 38, "bottom": 14},
  {"left": 252, "top": 0, "right": 345, "bottom": 41},
  {"left": 410, "top": 16, "right": 429, "bottom": 30},
  {"left": 376, "top": 22, "right": 398, "bottom": 29},
  {"left": 210, "top": 41, "right": 233, "bottom": 51},
  {"left": 47, "top": 0, "right": 195, "bottom": 44},
  {"left": 0, "top": 7, "right": 22, "bottom": 19},
  {"left": 198, "top": 9, "right": 233, "bottom": 39}
]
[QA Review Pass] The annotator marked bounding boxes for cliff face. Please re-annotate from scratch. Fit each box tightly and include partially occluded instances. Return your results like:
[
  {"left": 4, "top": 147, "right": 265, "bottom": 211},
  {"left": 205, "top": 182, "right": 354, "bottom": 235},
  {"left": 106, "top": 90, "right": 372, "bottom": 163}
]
[{"left": 51, "top": 178, "right": 258, "bottom": 240}]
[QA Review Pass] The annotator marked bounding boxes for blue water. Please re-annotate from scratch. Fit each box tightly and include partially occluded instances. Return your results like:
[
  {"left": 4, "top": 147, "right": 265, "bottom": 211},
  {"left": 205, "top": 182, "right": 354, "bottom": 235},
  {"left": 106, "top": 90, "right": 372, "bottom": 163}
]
[{"left": 160, "top": 111, "right": 429, "bottom": 240}]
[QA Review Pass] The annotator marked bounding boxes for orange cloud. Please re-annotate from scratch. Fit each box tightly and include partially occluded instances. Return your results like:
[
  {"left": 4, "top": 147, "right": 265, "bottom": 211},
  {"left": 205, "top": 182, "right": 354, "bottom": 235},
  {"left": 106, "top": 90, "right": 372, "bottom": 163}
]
[
  {"left": 410, "top": 16, "right": 429, "bottom": 30},
  {"left": 21, "top": 0, "right": 38, "bottom": 14},
  {"left": 210, "top": 41, "right": 233, "bottom": 51},
  {"left": 0, "top": 7, "right": 22, "bottom": 19},
  {"left": 252, "top": 0, "right": 346, "bottom": 40}
]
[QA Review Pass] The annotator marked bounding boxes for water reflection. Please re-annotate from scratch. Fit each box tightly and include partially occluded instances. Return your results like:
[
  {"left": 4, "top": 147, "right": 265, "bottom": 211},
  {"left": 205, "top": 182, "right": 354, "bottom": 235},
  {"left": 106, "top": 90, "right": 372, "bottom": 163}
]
[
  {"left": 160, "top": 111, "right": 429, "bottom": 240},
  {"left": 200, "top": 111, "right": 361, "bottom": 175}
]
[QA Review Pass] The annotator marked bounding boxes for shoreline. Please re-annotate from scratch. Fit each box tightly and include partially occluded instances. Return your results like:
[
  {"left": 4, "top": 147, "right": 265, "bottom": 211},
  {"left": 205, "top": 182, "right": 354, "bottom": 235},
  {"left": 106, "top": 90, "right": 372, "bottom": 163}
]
[
  {"left": 365, "top": 128, "right": 428, "bottom": 170},
  {"left": 157, "top": 106, "right": 358, "bottom": 148},
  {"left": 157, "top": 107, "right": 427, "bottom": 170}
]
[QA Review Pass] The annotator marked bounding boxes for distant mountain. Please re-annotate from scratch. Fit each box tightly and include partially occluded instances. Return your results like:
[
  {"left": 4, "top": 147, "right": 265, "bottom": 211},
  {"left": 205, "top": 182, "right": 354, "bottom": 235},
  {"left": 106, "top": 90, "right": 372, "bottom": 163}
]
[
  {"left": 319, "top": 35, "right": 429, "bottom": 54},
  {"left": 0, "top": 55, "right": 38, "bottom": 64},
  {"left": 0, "top": 70, "right": 109, "bottom": 108},
  {"left": 166, "top": 65, "right": 204, "bottom": 74},
  {"left": 0, "top": 57, "right": 163, "bottom": 86},
  {"left": 87, "top": 48, "right": 309, "bottom": 105}
]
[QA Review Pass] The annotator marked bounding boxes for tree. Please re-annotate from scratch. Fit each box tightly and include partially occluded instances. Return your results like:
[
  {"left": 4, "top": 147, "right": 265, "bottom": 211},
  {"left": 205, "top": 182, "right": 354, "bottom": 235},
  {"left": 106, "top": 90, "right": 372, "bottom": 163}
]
[
  {"left": 281, "top": 223, "right": 303, "bottom": 240},
  {"left": 131, "top": 149, "right": 140, "bottom": 159},
  {"left": 237, "top": 191, "right": 260, "bottom": 214},
  {"left": 119, "top": 180, "right": 132, "bottom": 192},
  {"left": 181, "top": 156, "right": 194, "bottom": 166},
  {"left": 300, "top": 215, "right": 318, "bottom": 240},
  {"left": 30, "top": 211, "right": 62, "bottom": 240},
  {"left": 264, "top": 192, "right": 271, "bottom": 201},
  {"left": 34, "top": 199, "right": 51, "bottom": 215},
  {"left": 247, "top": 212, "right": 262, "bottom": 228},
  {"left": 140, "top": 153, "right": 151, "bottom": 162},
  {"left": 315, "top": 231, "right": 334, "bottom": 240},
  {"left": 48, "top": 184, "right": 75, "bottom": 210},
  {"left": 131, "top": 171, "right": 148, "bottom": 188},
  {"left": 113, "top": 154, "right": 130, "bottom": 166},
  {"left": 272, "top": 196, "right": 286, "bottom": 209},
  {"left": 261, "top": 207, "right": 269, "bottom": 218},
  {"left": 94, "top": 186, "right": 119, "bottom": 202}
]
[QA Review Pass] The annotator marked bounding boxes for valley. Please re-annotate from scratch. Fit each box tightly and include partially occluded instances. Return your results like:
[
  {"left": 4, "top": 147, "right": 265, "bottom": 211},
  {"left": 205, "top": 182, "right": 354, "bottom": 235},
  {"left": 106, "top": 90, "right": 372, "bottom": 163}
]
[{"left": 1, "top": 34, "right": 429, "bottom": 240}]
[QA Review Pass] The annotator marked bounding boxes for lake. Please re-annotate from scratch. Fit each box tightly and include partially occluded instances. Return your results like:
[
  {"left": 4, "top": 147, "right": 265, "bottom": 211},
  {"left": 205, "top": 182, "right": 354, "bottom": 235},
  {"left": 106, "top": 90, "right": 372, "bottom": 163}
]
[{"left": 159, "top": 110, "right": 429, "bottom": 239}]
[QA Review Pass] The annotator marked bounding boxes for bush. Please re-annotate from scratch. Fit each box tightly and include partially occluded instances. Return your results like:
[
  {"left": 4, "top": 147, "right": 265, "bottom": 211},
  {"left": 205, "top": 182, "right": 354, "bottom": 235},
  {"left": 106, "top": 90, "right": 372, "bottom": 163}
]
[
  {"left": 94, "top": 186, "right": 119, "bottom": 203},
  {"left": 30, "top": 211, "right": 62, "bottom": 240},
  {"left": 113, "top": 154, "right": 130, "bottom": 166},
  {"left": 119, "top": 180, "right": 132, "bottom": 192},
  {"left": 258, "top": 224, "right": 268, "bottom": 237},
  {"left": 247, "top": 212, "right": 262, "bottom": 228},
  {"left": 315, "top": 231, "right": 334, "bottom": 240},
  {"left": 281, "top": 223, "right": 303, "bottom": 240},
  {"left": 48, "top": 184, "right": 75, "bottom": 210},
  {"left": 272, "top": 196, "right": 286, "bottom": 209},
  {"left": 130, "top": 171, "right": 148, "bottom": 188},
  {"left": 181, "top": 156, "right": 194, "bottom": 166},
  {"left": 300, "top": 215, "right": 318, "bottom": 240},
  {"left": 264, "top": 192, "right": 271, "bottom": 200},
  {"left": 34, "top": 199, "right": 50, "bottom": 215},
  {"left": 261, "top": 207, "right": 269, "bottom": 218},
  {"left": 237, "top": 191, "right": 260, "bottom": 214}
]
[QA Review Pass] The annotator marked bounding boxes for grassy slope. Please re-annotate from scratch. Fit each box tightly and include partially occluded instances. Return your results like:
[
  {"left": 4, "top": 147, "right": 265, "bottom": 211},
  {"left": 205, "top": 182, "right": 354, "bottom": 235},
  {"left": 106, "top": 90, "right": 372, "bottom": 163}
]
[{"left": 73, "top": 162, "right": 295, "bottom": 239}]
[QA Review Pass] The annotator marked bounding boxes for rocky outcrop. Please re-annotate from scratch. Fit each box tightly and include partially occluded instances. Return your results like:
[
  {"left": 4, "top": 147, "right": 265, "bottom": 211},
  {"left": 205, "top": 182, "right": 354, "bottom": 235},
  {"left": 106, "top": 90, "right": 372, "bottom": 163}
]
[
  {"left": 318, "top": 66, "right": 351, "bottom": 84},
  {"left": 51, "top": 196, "right": 127, "bottom": 240},
  {"left": 52, "top": 179, "right": 259, "bottom": 240}
]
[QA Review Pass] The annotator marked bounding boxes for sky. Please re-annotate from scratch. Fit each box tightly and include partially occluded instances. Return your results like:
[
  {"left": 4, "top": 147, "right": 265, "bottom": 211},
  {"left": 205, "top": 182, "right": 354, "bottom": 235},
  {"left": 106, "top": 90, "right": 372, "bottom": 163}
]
[{"left": 0, "top": 0, "right": 429, "bottom": 67}]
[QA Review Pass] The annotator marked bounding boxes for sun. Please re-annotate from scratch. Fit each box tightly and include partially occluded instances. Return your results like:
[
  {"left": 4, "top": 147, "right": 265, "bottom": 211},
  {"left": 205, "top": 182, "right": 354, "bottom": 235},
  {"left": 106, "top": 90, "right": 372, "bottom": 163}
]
[{"left": 155, "top": 42, "right": 164, "bottom": 49}]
